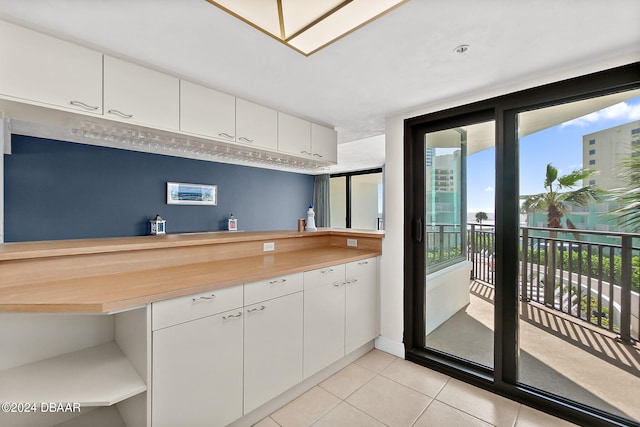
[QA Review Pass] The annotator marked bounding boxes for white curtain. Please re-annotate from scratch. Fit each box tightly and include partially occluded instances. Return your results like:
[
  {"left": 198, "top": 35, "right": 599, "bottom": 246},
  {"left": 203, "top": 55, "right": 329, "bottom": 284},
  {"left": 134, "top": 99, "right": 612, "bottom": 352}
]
[{"left": 313, "top": 174, "right": 331, "bottom": 227}]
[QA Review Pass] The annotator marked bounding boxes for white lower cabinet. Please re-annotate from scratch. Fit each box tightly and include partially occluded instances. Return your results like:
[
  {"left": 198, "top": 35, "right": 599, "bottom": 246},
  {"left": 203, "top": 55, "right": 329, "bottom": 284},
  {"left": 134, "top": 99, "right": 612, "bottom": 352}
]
[
  {"left": 303, "top": 264, "right": 347, "bottom": 379},
  {"left": 151, "top": 286, "right": 244, "bottom": 427},
  {"left": 345, "top": 258, "right": 378, "bottom": 354},
  {"left": 151, "top": 260, "right": 377, "bottom": 425},
  {"left": 152, "top": 309, "right": 243, "bottom": 427},
  {"left": 303, "top": 258, "right": 378, "bottom": 378},
  {"left": 244, "top": 291, "right": 303, "bottom": 414}
]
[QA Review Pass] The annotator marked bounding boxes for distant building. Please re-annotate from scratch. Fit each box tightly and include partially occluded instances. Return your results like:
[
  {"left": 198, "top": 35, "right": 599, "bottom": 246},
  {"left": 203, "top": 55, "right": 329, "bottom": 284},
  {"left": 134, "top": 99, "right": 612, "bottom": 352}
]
[
  {"left": 425, "top": 149, "right": 461, "bottom": 225},
  {"left": 525, "top": 120, "right": 640, "bottom": 238},
  {"left": 583, "top": 120, "right": 640, "bottom": 191}
]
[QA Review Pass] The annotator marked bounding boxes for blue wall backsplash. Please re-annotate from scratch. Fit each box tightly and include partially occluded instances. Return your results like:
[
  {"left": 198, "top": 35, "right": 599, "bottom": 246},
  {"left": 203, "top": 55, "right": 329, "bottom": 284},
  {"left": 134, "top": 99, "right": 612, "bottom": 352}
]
[{"left": 4, "top": 135, "right": 315, "bottom": 242}]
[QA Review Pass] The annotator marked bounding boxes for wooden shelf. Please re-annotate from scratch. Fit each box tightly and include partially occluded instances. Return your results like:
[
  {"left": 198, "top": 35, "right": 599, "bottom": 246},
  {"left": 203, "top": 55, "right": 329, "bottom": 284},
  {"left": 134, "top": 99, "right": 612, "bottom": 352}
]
[{"left": 0, "top": 341, "right": 146, "bottom": 406}]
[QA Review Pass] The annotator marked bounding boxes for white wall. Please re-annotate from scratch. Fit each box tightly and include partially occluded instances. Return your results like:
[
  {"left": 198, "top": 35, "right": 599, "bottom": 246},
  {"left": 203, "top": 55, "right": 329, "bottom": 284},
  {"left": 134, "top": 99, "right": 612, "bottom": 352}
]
[
  {"left": 425, "top": 262, "right": 472, "bottom": 335},
  {"left": 378, "top": 56, "right": 639, "bottom": 357}
]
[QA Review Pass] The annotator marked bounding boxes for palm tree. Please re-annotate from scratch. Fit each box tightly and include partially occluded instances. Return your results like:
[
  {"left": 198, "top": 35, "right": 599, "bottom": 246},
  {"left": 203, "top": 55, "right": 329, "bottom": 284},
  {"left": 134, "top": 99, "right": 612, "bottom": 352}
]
[
  {"left": 475, "top": 211, "right": 488, "bottom": 224},
  {"left": 521, "top": 163, "right": 601, "bottom": 306},
  {"left": 609, "top": 143, "right": 640, "bottom": 232}
]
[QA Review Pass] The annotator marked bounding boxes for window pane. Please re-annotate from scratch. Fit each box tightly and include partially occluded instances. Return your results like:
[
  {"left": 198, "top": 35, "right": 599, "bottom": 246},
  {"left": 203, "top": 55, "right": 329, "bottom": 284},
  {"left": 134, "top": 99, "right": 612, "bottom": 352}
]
[
  {"left": 423, "top": 120, "right": 495, "bottom": 369},
  {"left": 425, "top": 129, "right": 464, "bottom": 272},
  {"left": 351, "top": 172, "right": 382, "bottom": 230}
]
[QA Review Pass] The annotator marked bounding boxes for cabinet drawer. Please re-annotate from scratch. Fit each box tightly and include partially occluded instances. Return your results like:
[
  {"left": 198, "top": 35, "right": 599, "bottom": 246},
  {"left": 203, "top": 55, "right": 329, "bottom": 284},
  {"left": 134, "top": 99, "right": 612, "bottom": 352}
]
[
  {"left": 244, "top": 272, "right": 303, "bottom": 306},
  {"left": 303, "top": 264, "right": 345, "bottom": 291},
  {"left": 152, "top": 285, "right": 243, "bottom": 330},
  {"left": 346, "top": 257, "right": 377, "bottom": 281}
]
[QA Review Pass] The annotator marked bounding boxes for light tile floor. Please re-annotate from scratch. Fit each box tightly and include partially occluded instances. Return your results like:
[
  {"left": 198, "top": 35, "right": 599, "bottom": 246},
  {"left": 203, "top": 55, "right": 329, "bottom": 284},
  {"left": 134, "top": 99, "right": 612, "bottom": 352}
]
[{"left": 255, "top": 349, "right": 579, "bottom": 427}]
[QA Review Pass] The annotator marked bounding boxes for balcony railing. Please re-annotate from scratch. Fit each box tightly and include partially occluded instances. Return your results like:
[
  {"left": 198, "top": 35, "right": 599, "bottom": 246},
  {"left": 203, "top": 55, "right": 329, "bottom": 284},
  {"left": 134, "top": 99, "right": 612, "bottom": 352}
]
[{"left": 464, "top": 224, "right": 640, "bottom": 343}]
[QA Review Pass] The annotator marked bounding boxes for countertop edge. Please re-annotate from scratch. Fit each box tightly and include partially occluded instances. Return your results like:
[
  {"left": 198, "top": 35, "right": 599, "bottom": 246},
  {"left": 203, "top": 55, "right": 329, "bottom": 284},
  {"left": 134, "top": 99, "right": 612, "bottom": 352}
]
[{"left": 0, "top": 229, "right": 384, "bottom": 261}]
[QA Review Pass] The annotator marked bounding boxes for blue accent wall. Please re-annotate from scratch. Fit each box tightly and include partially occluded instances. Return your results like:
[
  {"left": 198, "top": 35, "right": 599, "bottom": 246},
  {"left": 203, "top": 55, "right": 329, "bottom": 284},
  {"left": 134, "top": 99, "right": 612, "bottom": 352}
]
[{"left": 4, "top": 135, "right": 315, "bottom": 242}]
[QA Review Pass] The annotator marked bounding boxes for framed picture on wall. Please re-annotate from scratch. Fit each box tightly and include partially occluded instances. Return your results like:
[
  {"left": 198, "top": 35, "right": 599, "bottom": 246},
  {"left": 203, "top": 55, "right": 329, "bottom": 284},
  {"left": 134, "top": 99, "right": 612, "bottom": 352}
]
[{"left": 167, "top": 182, "right": 217, "bottom": 205}]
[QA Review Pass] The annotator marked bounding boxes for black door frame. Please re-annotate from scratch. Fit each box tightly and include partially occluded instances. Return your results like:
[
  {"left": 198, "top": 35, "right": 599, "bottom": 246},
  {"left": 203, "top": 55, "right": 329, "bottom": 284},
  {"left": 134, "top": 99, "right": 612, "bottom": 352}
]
[{"left": 403, "top": 62, "right": 640, "bottom": 427}]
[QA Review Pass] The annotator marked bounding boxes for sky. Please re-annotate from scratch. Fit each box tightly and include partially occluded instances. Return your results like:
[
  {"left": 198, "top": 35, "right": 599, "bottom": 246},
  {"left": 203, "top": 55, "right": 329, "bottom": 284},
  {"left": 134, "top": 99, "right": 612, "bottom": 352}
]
[{"left": 467, "top": 95, "right": 640, "bottom": 215}]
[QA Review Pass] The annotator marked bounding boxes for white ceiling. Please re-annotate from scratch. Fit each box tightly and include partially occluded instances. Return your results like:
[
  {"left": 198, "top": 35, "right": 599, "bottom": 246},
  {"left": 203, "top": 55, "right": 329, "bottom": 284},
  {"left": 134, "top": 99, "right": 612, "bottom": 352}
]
[{"left": 0, "top": 0, "right": 638, "bottom": 172}]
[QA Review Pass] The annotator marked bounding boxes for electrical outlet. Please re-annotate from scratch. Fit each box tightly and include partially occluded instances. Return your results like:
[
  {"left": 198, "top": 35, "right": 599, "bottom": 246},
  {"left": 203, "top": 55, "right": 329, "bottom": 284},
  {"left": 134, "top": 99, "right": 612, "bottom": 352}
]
[
  {"left": 347, "top": 239, "right": 358, "bottom": 247},
  {"left": 263, "top": 242, "right": 275, "bottom": 252}
]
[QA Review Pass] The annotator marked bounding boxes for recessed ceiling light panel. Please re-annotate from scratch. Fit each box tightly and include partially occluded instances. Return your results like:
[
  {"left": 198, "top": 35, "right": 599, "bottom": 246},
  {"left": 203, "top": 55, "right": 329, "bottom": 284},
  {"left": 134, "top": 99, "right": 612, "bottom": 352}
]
[{"left": 206, "top": 0, "right": 409, "bottom": 55}]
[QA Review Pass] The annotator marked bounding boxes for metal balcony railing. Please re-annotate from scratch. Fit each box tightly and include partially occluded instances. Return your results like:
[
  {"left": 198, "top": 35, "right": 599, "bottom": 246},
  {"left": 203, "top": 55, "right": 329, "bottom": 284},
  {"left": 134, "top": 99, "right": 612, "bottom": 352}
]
[{"left": 463, "top": 224, "right": 640, "bottom": 343}]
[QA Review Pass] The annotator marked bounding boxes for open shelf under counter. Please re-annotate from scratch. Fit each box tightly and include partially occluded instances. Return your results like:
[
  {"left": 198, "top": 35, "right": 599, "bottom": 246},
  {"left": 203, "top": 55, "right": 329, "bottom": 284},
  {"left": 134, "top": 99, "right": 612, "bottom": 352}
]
[
  {"left": 0, "top": 341, "right": 146, "bottom": 406},
  {"left": 54, "top": 406, "right": 127, "bottom": 427}
]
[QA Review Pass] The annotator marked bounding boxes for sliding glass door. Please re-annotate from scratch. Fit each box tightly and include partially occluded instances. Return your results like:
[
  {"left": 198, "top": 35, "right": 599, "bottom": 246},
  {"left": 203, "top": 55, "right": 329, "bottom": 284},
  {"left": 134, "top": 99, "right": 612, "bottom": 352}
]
[
  {"left": 517, "top": 90, "right": 640, "bottom": 422},
  {"left": 421, "top": 121, "right": 496, "bottom": 370},
  {"left": 404, "top": 63, "right": 640, "bottom": 427}
]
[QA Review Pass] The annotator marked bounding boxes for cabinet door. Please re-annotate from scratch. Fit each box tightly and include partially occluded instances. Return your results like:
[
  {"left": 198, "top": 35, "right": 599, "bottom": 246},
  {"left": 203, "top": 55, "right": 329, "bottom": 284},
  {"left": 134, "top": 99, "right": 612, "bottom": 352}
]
[
  {"left": 236, "top": 98, "right": 278, "bottom": 150},
  {"left": 152, "top": 308, "right": 243, "bottom": 427},
  {"left": 104, "top": 55, "right": 179, "bottom": 130},
  {"left": 303, "top": 264, "right": 346, "bottom": 378},
  {"left": 278, "top": 112, "right": 311, "bottom": 157},
  {"left": 244, "top": 292, "right": 303, "bottom": 413},
  {"left": 311, "top": 123, "right": 338, "bottom": 163},
  {"left": 180, "top": 80, "right": 236, "bottom": 142},
  {"left": 0, "top": 20, "right": 102, "bottom": 114},
  {"left": 345, "top": 258, "right": 378, "bottom": 354}
]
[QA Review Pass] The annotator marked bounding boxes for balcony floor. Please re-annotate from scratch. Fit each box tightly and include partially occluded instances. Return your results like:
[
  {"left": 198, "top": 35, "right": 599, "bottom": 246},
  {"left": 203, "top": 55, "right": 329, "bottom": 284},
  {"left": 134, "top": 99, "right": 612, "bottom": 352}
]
[{"left": 426, "top": 280, "right": 640, "bottom": 423}]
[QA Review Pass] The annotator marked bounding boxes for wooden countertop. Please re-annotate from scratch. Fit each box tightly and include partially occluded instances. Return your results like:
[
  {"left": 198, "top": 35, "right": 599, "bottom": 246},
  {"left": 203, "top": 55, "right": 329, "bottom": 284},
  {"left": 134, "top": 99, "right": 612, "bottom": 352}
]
[
  {"left": 0, "top": 228, "right": 383, "bottom": 261},
  {"left": 0, "top": 229, "right": 383, "bottom": 313}
]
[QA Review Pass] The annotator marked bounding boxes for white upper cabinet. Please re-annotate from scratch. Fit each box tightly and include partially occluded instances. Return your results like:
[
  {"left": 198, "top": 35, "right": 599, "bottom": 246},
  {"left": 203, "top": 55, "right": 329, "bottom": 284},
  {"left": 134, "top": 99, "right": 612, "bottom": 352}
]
[
  {"left": 236, "top": 98, "right": 278, "bottom": 150},
  {"left": 278, "top": 112, "right": 311, "bottom": 156},
  {"left": 179, "top": 80, "right": 236, "bottom": 142},
  {"left": 278, "top": 114, "right": 338, "bottom": 164},
  {"left": 311, "top": 123, "right": 338, "bottom": 163},
  {"left": 0, "top": 20, "right": 337, "bottom": 167},
  {"left": 0, "top": 20, "right": 103, "bottom": 114},
  {"left": 104, "top": 55, "right": 179, "bottom": 130}
]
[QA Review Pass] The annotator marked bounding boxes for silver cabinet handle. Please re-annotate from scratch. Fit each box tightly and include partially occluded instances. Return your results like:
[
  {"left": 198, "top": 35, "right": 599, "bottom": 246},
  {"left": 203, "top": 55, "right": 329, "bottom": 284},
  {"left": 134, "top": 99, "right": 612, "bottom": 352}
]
[
  {"left": 358, "top": 261, "right": 369, "bottom": 265},
  {"left": 247, "top": 305, "right": 266, "bottom": 313},
  {"left": 346, "top": 279, "right": 358, "bottom": 285},
  {"left": 192, "top": 294, "right": 216, "bottom": 302},
  {"left": 108, "top": 109, "right": 134, "bottom": 119},
  {"left": 268, "top": 279, "right": 287, "bottom": 285},
  {"left": 320, "top": 268, "right": 334, "bottom": 274},
  {"left": 300, "top": 150, "right": 311, "bottom": 155},
  {"left": 223, "top": 312, "right": 242, "bottom": 320},
  {"left": 333, "top": 282, "right": 346, "bottom": 287},
  {"left": 312, "top": 153, "right": 323, "bottom": 158},
  {"left": 218, "top": 132, "right": 235, "bottom": 140},
  {"left": 238, "top": 136, "right": 254, "bottom": 143},
  {"left": 70, "top": 100, "right": 99, "bottom": 111}
]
